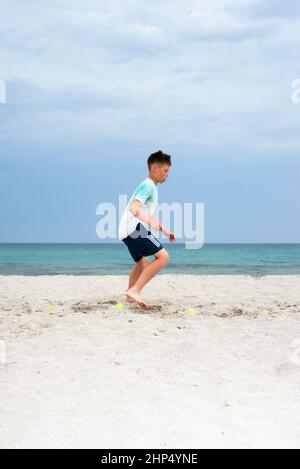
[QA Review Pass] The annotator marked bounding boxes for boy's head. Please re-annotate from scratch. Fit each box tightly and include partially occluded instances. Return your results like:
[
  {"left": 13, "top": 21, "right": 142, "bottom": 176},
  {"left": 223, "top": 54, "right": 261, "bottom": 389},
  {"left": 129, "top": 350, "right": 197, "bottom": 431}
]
[{"left": 147, "top": 150, "right": 172, "bottom": 184}]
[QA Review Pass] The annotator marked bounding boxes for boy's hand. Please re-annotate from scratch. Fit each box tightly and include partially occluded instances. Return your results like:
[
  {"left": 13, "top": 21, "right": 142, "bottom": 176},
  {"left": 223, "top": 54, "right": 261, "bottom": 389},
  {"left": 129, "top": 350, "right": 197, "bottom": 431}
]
[
  {"left": 163, "top": 228, "right": 176, "bottom": 242},
  {"left": 169, "top": 232, "right": 176, "bottom": 243},
  {"left": 157, "top": 223, "right": 176, "bottom": 242}
]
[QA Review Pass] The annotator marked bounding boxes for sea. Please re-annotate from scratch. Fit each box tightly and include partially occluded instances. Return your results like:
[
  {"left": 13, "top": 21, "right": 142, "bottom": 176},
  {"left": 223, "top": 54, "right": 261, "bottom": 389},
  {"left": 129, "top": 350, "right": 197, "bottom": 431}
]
[{"left": 0, "top": 243, "right": 300, "bottom": 276}]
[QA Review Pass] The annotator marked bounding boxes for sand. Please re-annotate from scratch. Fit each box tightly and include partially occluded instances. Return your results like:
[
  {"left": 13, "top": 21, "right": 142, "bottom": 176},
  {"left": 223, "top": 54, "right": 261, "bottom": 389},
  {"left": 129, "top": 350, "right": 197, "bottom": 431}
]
[{"left": 0, "top": 274, "right": 300, "bottom": 449}]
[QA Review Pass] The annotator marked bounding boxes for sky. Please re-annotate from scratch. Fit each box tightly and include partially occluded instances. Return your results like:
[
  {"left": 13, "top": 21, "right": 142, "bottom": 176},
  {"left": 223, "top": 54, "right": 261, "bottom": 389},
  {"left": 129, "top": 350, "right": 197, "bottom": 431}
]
[{"left": 0, "top": 0, "right": 300, "bottom": 243}]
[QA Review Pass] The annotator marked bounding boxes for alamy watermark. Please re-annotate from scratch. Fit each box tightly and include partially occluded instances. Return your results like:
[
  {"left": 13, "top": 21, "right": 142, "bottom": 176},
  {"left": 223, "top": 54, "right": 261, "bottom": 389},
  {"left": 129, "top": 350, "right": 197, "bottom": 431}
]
[
  {"left": 291, "top": 79, "right": 300, "bottom": 104},
  {"left": 0, "top": 79, "right": 6, "bottom": 104},
  {"left": 96, "top": 195, "right": 205, "bottom": 249},
  {"left": 0, "top": 340, "right": 7, "bottom": 365}
]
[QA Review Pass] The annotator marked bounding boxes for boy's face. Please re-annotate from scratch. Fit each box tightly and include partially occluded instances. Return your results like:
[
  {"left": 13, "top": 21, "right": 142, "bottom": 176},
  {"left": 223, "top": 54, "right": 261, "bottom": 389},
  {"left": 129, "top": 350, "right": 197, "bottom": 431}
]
[{"left": 151, "top": 164, "right": 171, "bottom": 183}]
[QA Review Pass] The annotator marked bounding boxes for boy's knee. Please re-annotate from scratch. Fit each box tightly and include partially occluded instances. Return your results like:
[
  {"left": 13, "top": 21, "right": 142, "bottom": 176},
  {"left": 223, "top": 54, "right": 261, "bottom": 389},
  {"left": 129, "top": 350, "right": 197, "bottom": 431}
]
[
  {"left": 160, "top": 250, "right": 170, "bottom": 265},
  {"left": 138, "top": 257, "right": 149, "bottom": 269}
]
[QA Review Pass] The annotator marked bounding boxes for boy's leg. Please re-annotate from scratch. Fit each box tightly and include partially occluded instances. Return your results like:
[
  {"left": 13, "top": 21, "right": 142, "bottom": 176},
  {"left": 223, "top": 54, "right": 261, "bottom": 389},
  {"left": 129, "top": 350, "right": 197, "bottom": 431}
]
[
  {"left": 126, "top": 249, "right": 169, "bottom": 305},
  {"left": 128, "top": 257, "right": 149, "bottom": 290}
]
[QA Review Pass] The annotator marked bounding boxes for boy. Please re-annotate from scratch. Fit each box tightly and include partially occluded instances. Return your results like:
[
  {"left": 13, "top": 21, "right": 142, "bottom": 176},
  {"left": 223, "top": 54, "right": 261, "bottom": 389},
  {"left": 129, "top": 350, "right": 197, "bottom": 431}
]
[{"left": 118, "top": 150, "right": 176, "bottom": 309}]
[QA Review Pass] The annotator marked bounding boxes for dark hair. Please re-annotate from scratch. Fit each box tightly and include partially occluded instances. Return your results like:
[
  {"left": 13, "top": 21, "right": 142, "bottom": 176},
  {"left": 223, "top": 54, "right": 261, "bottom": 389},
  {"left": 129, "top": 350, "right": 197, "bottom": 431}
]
[{"left": 147, "top": 150, "right": 172, "bottom": 170}]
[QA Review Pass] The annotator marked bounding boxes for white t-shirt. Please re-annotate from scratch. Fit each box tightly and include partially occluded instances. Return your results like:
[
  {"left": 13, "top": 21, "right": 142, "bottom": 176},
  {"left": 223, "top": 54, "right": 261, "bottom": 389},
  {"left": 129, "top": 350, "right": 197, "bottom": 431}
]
[{"left": 118, "top": 178, "right": 158, "bottom": 240}]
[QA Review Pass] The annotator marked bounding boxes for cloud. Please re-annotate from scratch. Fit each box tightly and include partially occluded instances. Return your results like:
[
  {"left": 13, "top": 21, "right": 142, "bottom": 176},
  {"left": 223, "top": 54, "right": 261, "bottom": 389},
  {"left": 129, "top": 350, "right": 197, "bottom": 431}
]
[
  {"left": 245, "top": 0, "right": 300, "bottom": 19},
  {"left": 0, "top": 0, "right": 299, "bottom": 157}
]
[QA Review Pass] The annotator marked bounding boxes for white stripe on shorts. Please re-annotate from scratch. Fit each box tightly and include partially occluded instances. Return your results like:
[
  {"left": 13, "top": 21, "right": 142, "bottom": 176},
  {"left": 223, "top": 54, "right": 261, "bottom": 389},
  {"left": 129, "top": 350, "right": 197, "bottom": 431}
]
[{"left": 147, "top": 234, "right": 161, "bottom": 249}]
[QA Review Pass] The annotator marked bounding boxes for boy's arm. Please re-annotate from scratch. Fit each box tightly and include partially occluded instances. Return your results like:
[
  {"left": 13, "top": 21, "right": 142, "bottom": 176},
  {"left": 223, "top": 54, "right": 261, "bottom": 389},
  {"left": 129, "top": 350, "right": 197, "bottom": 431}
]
[
  {"left": 151, "top": 212, "right": 176, "bottom": 242},
  {"left": 130, "top": 200, "right": 176, "bottom": 242},
  {"left": 150, "top": 213, "right": 168, "bottom": 235},
  {"left": 130, "top": 199, "right": 160, "bottom": 230}
]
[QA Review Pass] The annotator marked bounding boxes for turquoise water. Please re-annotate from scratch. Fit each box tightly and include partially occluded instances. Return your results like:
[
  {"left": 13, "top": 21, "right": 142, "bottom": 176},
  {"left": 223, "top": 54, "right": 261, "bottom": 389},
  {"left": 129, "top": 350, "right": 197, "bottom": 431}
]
[{"left": 0, "top": 243, "right": 300, "bottom": 275}]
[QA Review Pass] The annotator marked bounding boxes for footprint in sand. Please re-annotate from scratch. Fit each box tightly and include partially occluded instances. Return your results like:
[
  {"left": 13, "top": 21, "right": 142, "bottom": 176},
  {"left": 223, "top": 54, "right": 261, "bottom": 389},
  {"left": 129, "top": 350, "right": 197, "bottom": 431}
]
[
  {"left": 147, "top": 305, "right": 163, "bottom": 312},
  {"left": 275, "top": 362, "right": 300, "bottom": 378},
  {"left": 215, "top": 307, "right": 247, "bottom": 319},
  {"left": 71, "top": 303, "right": 96, "bottom": 314},
  {"left": 72, "top": 299, "right": 119, "bottom": 314}
]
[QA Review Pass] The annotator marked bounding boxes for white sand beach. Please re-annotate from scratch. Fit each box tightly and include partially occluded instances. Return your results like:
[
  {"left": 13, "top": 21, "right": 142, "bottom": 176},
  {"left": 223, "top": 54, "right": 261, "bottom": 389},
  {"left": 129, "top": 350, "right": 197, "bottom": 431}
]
[{"left": 1, "top": 274, "right": 300, "bottom": 449}]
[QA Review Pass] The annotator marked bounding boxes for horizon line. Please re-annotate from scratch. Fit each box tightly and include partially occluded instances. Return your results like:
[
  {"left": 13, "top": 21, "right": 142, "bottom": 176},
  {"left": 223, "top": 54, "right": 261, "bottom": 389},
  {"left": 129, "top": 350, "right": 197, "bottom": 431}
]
[{"left": 0, "top": 242, "right": 300, "bottom": 246}]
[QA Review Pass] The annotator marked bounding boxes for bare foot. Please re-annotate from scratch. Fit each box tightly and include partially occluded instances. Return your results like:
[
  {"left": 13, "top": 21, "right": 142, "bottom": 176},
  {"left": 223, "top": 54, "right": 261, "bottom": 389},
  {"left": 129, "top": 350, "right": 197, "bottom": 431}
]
[
  {"left": 125, "top": 290, "right": 134, "bottom": 303},
  {"left": 126, "top": 288, "right": 148, "bottom": 309}
]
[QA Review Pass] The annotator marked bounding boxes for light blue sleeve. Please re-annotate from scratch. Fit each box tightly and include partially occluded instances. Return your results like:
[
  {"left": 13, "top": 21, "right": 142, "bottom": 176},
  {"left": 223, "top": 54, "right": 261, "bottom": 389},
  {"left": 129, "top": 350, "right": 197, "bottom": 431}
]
[{"left": 134, "top": 180, "right": 153, "bottom": 204}]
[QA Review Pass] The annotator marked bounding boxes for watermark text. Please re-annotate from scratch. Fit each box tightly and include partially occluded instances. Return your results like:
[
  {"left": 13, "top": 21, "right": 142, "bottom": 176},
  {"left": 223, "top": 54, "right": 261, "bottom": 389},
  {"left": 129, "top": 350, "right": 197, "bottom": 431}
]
[{"left": 96, "top": 195, "right": 205, "bottom": 249}]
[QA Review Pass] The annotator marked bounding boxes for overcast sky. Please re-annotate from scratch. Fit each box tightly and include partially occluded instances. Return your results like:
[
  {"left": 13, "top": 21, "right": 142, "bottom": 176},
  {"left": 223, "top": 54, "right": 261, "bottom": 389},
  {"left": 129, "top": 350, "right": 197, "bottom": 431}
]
[{"left": 0, "top": 0, "right": 300, "bottom": 242}]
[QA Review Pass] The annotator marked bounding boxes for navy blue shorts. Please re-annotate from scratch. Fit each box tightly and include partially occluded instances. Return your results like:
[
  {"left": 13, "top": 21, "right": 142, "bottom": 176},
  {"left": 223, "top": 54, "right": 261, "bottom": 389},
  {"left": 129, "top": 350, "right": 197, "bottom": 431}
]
[{"left": 122, "top": 223, "right": 164, "bottom": 263}]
